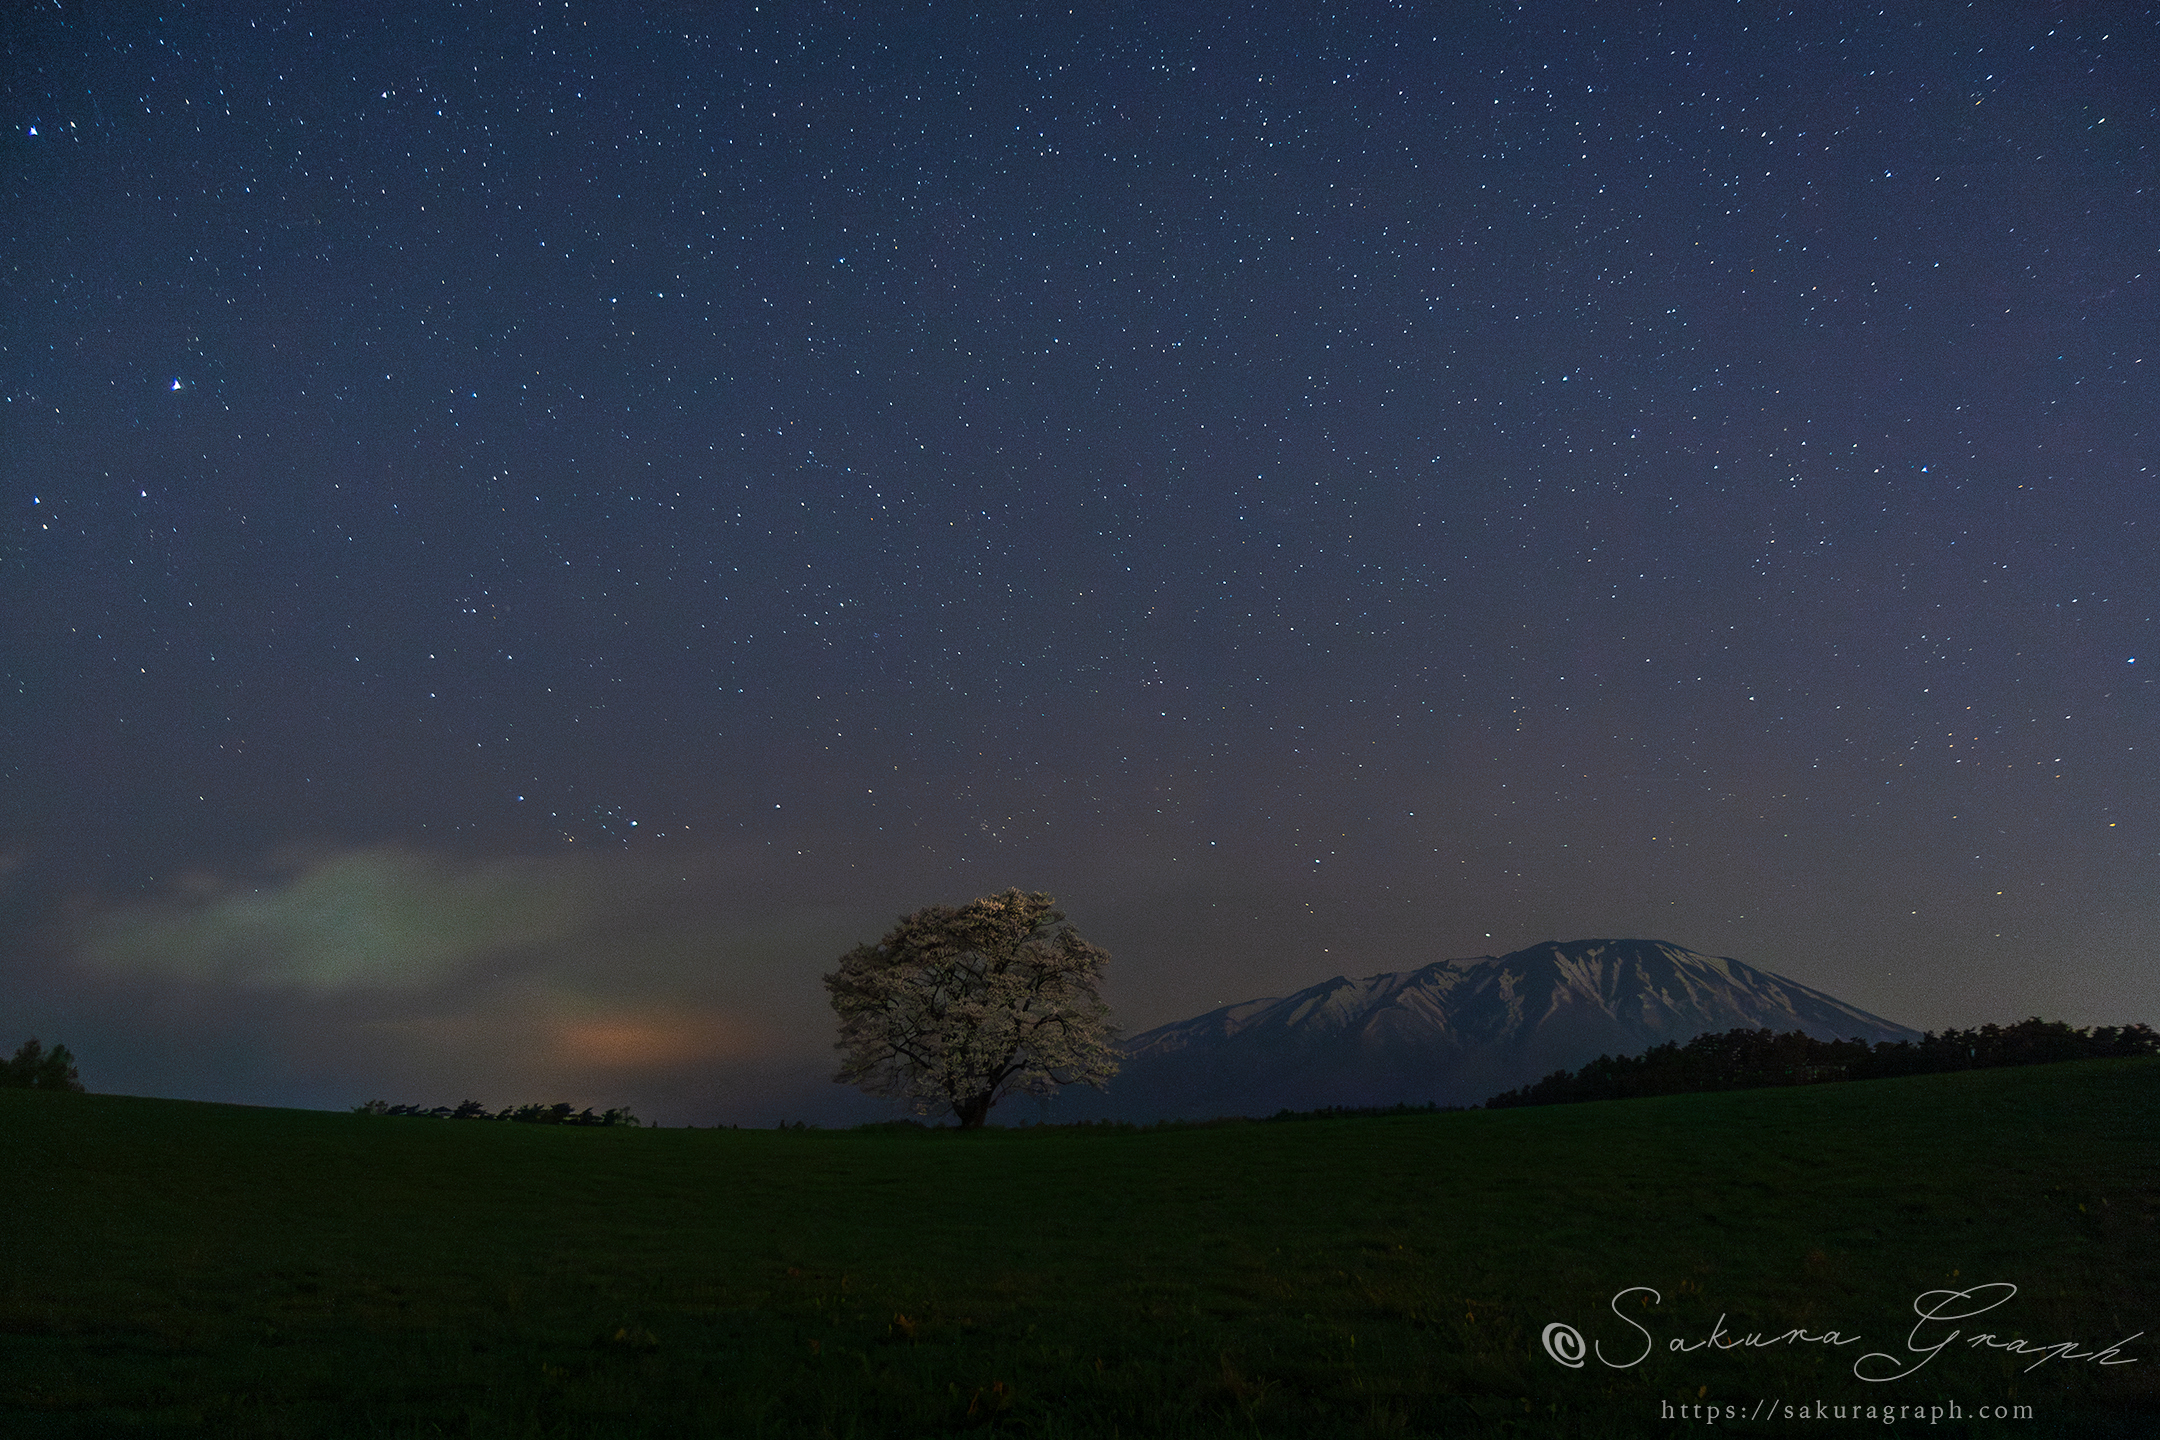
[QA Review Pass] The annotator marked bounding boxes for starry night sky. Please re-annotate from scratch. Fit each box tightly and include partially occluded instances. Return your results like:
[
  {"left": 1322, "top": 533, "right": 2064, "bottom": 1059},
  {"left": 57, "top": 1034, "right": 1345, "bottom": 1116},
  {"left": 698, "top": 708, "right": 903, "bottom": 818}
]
[{"left": 5, "top": 4, "right": 2153, "bottom": 1125}]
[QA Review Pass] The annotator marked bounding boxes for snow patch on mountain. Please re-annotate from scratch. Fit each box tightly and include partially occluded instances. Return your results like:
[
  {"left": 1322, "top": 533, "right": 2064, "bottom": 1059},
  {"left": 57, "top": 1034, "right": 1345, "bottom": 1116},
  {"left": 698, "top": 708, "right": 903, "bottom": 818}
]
[{"left": 1053, "top": 938, "right": 1919, "bottom": 1122}]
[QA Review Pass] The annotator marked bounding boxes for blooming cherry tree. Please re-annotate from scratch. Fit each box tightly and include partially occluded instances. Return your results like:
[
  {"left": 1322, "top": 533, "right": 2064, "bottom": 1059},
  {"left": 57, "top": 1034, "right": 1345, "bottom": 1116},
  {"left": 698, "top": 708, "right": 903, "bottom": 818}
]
[{"left": 824, "top": 889, "right": 1119, "bottom": 1128}]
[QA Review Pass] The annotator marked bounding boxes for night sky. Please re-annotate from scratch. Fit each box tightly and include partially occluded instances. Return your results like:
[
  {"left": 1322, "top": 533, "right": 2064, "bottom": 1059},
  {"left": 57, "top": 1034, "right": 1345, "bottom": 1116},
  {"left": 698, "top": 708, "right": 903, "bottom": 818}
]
[{"left": 5, "top": 4, "right": 2153, "bottom": 1126}]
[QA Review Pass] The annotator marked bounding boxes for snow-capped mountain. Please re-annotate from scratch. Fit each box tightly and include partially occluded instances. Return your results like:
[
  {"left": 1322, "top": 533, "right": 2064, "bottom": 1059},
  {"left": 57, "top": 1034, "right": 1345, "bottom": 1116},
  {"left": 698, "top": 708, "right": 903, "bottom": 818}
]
[{"left": 1045, "top": 938, "right": 1921, "bottom": 1122}]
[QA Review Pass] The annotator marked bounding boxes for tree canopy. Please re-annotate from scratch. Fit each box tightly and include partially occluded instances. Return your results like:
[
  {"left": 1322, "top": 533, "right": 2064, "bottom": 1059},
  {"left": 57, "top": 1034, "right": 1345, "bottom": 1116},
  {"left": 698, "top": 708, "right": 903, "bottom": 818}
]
[
  {"left": 1483, "top": 1018, "right": 2160, "bottom": 1109},
  {"left": 2, "top": 1037, "right": 84, "bottom": 1092},
  {"left": 824, "top": 888, "right": 1118, "bottom": 1128}
]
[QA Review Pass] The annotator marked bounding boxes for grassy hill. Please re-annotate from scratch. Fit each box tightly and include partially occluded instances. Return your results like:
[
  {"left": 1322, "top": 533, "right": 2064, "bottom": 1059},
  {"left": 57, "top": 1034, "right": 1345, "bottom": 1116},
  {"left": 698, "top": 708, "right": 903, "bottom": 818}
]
[{"left": 4, "top": 1060, "right": 2155, "bottom": 1437}]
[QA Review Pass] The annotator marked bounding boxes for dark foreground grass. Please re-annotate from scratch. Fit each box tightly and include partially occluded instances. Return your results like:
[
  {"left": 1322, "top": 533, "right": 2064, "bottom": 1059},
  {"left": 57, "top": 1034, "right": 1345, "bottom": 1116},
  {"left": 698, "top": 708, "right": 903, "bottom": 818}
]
[{"left": 4, "top": 1061, "right": 2155, "bottom": 1438}]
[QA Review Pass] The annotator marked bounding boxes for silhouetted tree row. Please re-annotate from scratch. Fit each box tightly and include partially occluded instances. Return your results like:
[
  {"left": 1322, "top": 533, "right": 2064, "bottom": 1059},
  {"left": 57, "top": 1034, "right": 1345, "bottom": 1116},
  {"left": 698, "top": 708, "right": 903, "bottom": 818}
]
[
  {"left": 1484, "top": 1018, "right": 2159, "bottom": 1110},
  {"left": 351, "top": 1099, "right": 641, "bottom": 1126},
  {"left": 2, "top": 1038, "right": 83, "bottom": 1091}
]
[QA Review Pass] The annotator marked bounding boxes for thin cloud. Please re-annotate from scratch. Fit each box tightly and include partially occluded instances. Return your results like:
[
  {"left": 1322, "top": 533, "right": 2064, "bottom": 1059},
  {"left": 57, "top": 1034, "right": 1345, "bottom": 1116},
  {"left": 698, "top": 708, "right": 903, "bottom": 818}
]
[
  {"left": 59, "top": 842, "right": 890, "bottom": 1117},
  {"left": 75, "top": 847, "right": 593, "bottom": 990}
]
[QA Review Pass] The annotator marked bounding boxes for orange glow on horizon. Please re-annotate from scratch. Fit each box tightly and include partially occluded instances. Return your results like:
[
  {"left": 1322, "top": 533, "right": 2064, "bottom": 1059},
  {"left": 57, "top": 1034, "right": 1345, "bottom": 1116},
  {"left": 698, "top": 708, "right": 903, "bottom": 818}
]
[{"left": 553, "top": 1010, "right": 764, "bottom": 1069}]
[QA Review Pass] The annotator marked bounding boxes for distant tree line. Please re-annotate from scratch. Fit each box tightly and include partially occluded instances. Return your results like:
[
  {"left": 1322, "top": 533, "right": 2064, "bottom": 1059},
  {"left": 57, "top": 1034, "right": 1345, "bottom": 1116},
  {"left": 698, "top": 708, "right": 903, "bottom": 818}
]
[
  {"left": 2, "top": 1038, "right": 83, "bottom": 1092},
  {"left": 1484, "top": 1018, "right": 2160, "bottom": 1110},
  {"left": 352, "top": 1099, "right": 641, "bottom": 1126}
]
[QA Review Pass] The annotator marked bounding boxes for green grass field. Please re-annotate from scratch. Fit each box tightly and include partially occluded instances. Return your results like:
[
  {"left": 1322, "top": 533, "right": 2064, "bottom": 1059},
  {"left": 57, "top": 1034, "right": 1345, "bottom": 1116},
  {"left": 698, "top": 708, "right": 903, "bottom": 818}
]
[{"left": 4, "top": 1060, "right": 2155, "bottom": 1437}]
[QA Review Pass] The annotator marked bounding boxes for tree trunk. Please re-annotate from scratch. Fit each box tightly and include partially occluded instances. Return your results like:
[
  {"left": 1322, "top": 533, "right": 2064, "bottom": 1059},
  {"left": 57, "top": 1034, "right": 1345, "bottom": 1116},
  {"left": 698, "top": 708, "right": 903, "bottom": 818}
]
[{"left": 952, "top": 1091, "right": 995, "bottom": 1129}]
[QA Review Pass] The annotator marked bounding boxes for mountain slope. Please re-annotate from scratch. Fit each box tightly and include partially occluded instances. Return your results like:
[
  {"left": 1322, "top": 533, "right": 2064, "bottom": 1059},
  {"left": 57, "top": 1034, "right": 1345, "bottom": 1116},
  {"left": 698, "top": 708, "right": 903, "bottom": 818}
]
[{"left": 1050, "top": 938, "right": 1920, "bottom": 1122}]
